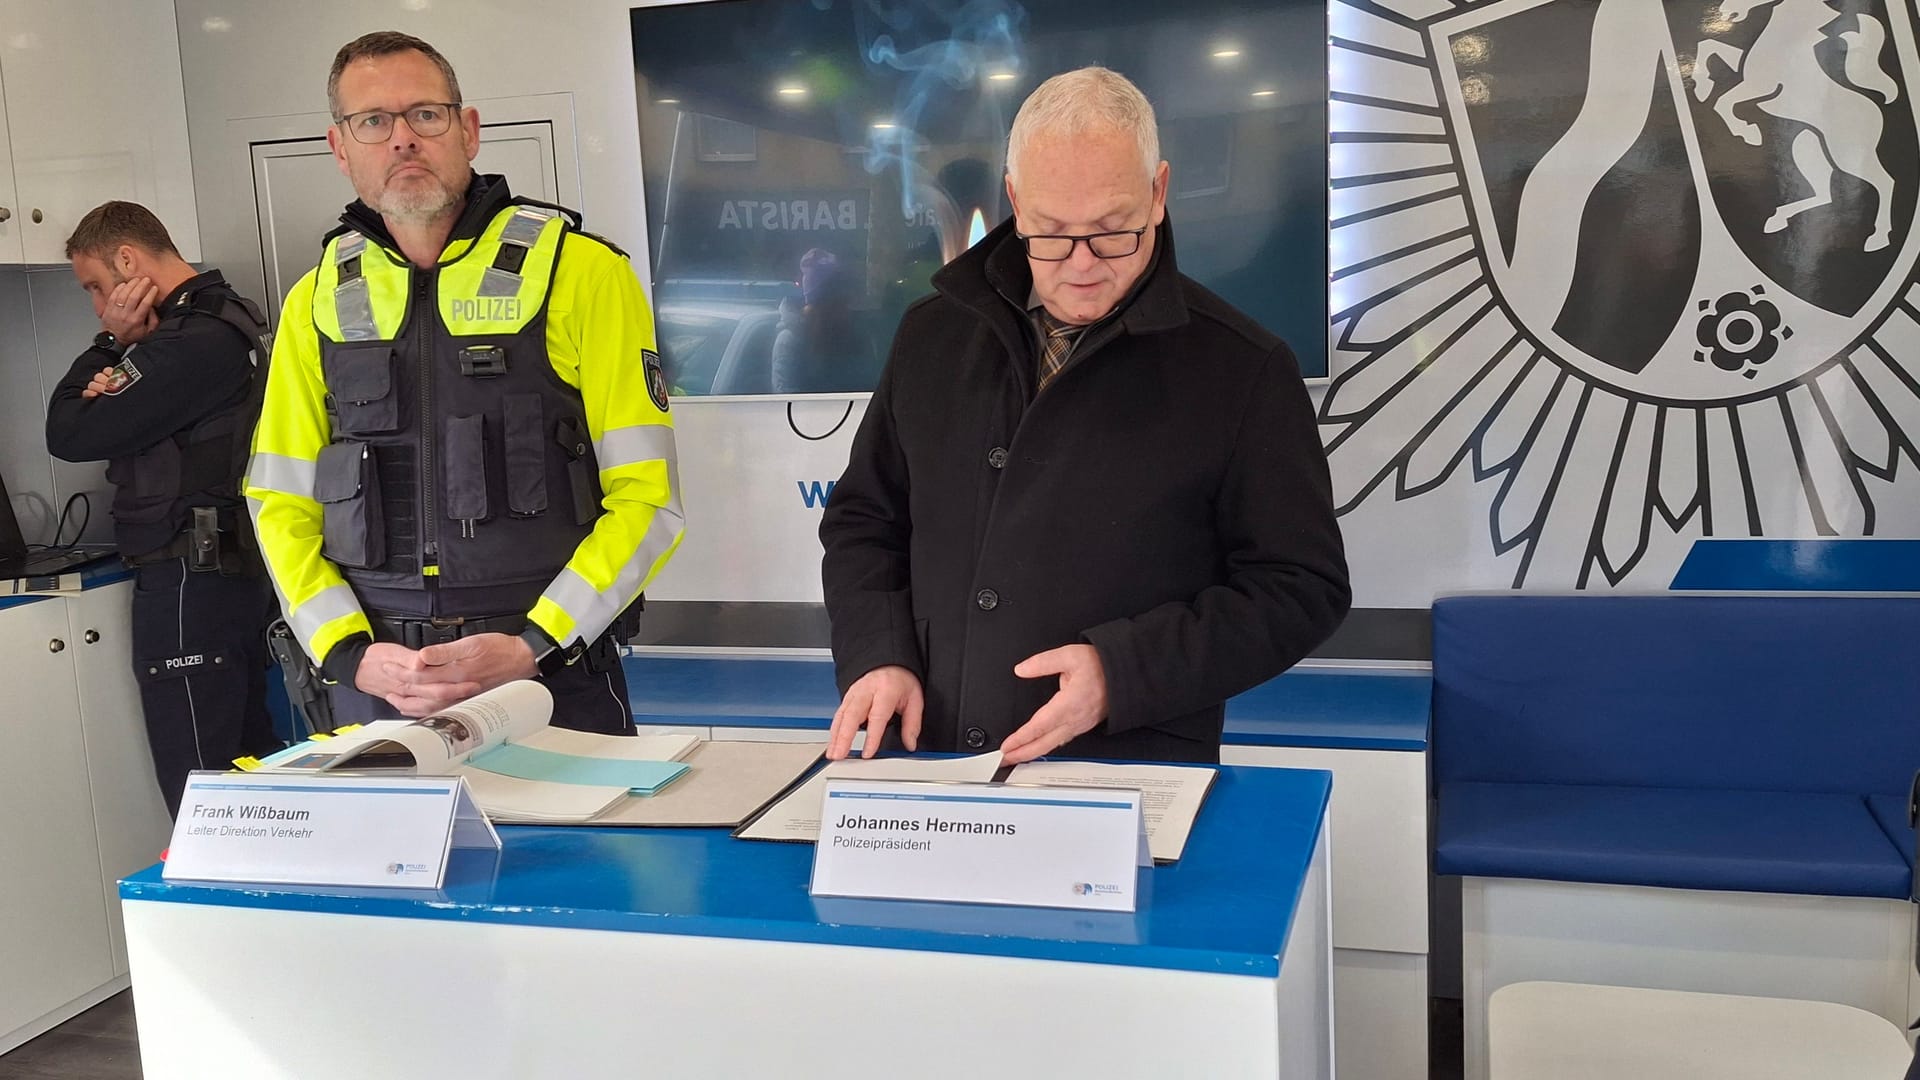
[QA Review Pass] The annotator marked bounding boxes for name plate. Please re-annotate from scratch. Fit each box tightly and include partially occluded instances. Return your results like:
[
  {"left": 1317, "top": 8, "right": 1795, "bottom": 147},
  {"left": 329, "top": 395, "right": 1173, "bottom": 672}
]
[
  {"left": 810, "top": 779, "right": 1148, "bottom": 912},
  {"left": 163, "top": 771, "right": 500, "bottom": 889}
]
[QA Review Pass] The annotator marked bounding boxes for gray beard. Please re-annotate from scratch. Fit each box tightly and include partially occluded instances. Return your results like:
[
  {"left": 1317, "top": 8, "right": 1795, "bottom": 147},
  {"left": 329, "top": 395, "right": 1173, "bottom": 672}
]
[{"left": 378, "top": 180, "right": 460, "bottom": 226}]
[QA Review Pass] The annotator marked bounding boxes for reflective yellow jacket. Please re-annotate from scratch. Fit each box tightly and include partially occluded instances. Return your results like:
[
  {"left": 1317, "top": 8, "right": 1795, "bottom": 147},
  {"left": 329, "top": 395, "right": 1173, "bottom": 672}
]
[{"left": 246, "top": 187, "right": 683, "bottom": 671}]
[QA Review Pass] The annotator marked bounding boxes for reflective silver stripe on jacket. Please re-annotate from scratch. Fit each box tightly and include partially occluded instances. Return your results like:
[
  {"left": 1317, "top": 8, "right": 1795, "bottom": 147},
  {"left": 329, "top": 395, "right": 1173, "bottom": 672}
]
[
  {"left": 283, "top": 582, "right": 364, "bottom": 654},
  {"left": 246, "top": 452, "right": 316, "bottom": 500},
  {"left": 332, "top": 231, "right": 378, "bottom": 340},
  {"left": 594, "top": 424, "right": 677, "bottom": 471},
  {"left": 537, "top": 468, "right": 684, "bottom": 645},
  {"left": 479, "top": 206, "right": 560, "bottom": 298}
]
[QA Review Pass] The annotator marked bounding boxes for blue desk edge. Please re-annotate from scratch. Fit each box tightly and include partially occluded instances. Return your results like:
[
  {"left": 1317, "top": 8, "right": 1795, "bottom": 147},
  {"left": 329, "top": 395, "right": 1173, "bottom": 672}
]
[{"left": 120, "top": 766, "right": 1333, "bottom": 980}]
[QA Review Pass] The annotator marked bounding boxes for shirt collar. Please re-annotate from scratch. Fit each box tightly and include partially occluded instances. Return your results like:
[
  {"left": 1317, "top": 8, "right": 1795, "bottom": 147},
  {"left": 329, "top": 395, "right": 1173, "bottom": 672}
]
[{"left": 157, "top": 269, "right": 227, "bottom": 315}]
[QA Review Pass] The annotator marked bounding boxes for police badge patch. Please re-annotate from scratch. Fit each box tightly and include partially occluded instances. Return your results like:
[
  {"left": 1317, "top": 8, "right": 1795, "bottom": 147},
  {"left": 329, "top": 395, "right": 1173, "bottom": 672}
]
[
  {"left": 100, "top": 354, "right": 143, "bottom": 396},
  {"left": 1323, "top": 0, "right": 1920, "bottom": 588},
  {"left": 643, "top": 348, "right": 670, "bottom": 412}
]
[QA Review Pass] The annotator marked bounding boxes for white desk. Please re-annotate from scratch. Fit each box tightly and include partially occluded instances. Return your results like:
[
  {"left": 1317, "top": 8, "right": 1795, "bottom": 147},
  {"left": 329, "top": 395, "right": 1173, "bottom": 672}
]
[
  {"left": 122, "top": 762, "right": 1332, "bottom": 1079},
  {"left": 625, "top": 652, "right": 1432, "bottom": 1080}
]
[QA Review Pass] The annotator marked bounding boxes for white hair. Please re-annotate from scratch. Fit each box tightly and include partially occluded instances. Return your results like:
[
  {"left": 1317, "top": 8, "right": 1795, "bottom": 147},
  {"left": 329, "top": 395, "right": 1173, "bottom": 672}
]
[{"left": 1005, "top": 66, "right": 1160, "bottom": 187}]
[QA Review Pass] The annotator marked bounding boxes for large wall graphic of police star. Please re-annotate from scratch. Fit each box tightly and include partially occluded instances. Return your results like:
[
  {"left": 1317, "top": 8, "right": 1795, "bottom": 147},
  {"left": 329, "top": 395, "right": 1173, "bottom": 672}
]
[{"left": 1324, "top": 0, "right": 1920, "bottom": 599}]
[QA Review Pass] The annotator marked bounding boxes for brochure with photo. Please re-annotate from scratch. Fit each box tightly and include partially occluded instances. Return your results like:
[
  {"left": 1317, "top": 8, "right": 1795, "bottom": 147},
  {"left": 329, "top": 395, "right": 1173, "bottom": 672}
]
[{"left": 256, "top": 681, "right": 700, "bottom": 822}]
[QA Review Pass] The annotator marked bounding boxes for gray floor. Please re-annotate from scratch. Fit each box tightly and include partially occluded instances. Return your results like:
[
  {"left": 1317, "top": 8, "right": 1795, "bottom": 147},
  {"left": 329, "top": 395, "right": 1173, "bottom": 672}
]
[
  {"left": 0, "top": 989, "right": 1463, "bottom": 1079},
  {"left": 0, "top": 993, "right": 141, "bottom": 1080}
]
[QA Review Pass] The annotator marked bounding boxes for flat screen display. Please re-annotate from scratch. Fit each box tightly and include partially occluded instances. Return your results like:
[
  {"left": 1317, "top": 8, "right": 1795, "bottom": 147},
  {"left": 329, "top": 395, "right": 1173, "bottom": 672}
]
[{"left": 631, "top": 0, "right": 1326, "bottom": 396}]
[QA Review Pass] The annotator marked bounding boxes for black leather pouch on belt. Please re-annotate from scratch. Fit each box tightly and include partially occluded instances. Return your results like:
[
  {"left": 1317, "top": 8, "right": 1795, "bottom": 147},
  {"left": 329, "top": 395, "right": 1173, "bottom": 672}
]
[{"left": 189, "top": 506, "right": 220, "bottom": 572}]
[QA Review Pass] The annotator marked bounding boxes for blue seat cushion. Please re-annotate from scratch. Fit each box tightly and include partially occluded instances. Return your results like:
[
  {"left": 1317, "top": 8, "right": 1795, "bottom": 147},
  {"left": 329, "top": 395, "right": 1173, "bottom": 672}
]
[
  {"left": 1867, "top": 793, "right": 1918, "bottom": 873},
  {"left": 1431, "top": 595, "right": 1920, "bottom": 795},
  {"left": 1435, "top": 782, "right": 1910, "bottom": 899}
]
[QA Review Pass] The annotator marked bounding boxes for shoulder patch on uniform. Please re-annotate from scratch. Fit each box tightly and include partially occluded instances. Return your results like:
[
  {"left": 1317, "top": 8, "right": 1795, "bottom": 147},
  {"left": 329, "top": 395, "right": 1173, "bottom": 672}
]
[
  {"left": 100, "top": 355, "right": 143, "bottom": 396},
  {"left": 643, "top": 349, "right": 670, "bottom": 412}
]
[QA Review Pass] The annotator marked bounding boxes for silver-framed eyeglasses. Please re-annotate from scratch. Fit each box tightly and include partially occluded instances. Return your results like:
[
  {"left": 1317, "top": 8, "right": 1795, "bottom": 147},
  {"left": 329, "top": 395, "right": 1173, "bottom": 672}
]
[
  {"left": 335, "top": 102, "right": 462, "bottom": 144},
  {"left": 1015, "top": 226, "right": 1148, "bottom": 261}
]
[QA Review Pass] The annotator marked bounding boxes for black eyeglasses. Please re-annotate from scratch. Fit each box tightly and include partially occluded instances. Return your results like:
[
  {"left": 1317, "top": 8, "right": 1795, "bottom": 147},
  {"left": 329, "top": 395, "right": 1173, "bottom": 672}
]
[
  {"left": 335, "top": 102, "right": 462, "bottom": 144},
  {"left": 1015, "top": 226, "right": 1148, "bottom": 261}
]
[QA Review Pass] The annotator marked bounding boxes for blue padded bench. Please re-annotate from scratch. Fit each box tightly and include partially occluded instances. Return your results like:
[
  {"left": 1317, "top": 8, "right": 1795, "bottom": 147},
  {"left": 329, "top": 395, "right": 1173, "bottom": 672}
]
[
  {"left": 620, "top": 653, "right": 1430, "bottom": 753},
  {"left": 1432, "top": 594, "right": 1920, "bottom": 900}
]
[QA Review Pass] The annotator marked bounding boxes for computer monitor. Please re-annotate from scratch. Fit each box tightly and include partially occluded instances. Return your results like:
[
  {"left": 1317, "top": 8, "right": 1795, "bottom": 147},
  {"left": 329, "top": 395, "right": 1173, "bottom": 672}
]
[{"left": 630, "top": 0, "right": 1327, "bottom": 397}]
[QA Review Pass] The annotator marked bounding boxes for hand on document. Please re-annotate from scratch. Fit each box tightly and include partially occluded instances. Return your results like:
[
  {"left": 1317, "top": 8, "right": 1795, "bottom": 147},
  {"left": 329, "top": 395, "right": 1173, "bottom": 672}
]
[
  {"left": 828, "top": 664, "right": 924, "bottom": 760},
  {"left": 1001, "top": 644, "right": 1108, "bottom": 765}
]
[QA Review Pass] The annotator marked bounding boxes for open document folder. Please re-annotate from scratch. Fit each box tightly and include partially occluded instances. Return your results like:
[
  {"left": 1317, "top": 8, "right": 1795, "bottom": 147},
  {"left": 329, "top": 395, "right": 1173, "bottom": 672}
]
[
  {"left": 736, "top": 752, "right": 1218, "bottom": 861},
  {"left": 253, "top": 681, "right": 698, "bottom": 823},
  {"left": 736, "top": 752, "right": 1007, "bottom": 842}
]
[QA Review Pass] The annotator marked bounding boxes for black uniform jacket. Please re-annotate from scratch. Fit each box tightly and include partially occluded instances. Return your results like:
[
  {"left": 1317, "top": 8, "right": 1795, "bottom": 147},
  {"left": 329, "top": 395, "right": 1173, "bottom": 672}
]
[
  {"left": 45, "top": 271, "right": 255, "bottom": 556},
  {"left": 820, "top": 217, "right": 1351, "bottom": 763}
]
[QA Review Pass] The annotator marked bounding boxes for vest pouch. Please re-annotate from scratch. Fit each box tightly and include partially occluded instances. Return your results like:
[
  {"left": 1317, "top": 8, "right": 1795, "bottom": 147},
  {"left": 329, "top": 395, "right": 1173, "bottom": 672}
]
[
  {"left": 442, "top": 414, "right": 491, "bottom": 532},
  {"left": 554, "top": 416, "right": 601, "bottom": 526},
  {"left": 322, "top": 345, "right": 400, "bottom": 434},
  {"left": 502, "top": 394, "right": 547, "bottom": 517},
  {"left": 314, "top": 441, "right": 386, "bottom": 569},
  {"left": 106, "top": 441, "right": 184, "bottom": 526}
]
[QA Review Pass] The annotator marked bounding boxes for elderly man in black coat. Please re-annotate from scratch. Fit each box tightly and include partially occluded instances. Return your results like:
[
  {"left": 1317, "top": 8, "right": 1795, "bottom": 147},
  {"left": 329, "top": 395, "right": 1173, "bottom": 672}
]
[{"left": 819, "top": 66, "right": 1350, "bottom": 765}]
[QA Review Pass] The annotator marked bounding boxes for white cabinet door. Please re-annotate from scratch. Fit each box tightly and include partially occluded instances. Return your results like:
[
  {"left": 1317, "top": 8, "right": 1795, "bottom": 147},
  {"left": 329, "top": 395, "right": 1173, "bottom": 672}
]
[
  {"left": 0, "top": 0, "right": 200, "bottom": 262},
  {"left": 66, "top": 580, "right": 171, "bottom": 977},
  {"left": 233, "top": 95, "right": 580, "bottom": 322},
  {"left": 0, "top": 66, "right": 20, "bottom": 262},
  {"left": 0, "top": 598, "right": 112, "bottom": 1043}
]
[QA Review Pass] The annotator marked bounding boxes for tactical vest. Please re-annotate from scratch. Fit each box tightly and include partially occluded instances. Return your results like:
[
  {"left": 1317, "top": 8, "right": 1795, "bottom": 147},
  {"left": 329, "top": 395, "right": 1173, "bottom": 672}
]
[
  {"left": 308, "top": 202, "right": 600, "bottom": 600},
  {"left": 107, "top": 283, "right": 271, "bottom": 559}
]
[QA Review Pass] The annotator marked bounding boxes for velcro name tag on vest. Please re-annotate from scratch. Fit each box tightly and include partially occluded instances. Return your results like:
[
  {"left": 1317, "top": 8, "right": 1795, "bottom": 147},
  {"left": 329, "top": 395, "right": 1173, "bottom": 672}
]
[{"left": 446, "top": 297, "right": 523, "bottom": 325}]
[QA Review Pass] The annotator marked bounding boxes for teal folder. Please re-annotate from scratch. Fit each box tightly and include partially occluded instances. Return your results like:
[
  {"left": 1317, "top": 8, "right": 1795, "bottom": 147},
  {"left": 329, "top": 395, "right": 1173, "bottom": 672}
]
[{"left": 467, "top": 744, "right": 690, "bottom": 795}]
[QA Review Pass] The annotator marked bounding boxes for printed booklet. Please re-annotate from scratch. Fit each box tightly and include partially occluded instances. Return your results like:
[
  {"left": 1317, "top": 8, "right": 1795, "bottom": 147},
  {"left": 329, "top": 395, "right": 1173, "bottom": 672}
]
[{"left": 254, "top": 680, "right": 698, "bottom": 823}]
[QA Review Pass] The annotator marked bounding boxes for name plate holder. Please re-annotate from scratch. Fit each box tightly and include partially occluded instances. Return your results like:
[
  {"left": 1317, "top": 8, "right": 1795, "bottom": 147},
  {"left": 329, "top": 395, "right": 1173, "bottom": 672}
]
[
  {"left": 163, "top": 771, "right": 500, "bottom": 890},
  {"left": 809, "top": 778, "right": 1149, "bottom": 912}
]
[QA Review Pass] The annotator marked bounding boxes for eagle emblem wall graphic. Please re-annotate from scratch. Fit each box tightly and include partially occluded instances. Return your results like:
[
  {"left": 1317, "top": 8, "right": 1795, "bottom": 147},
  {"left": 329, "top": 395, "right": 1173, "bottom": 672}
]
[{"left": 1323, "top": 0, "right": 1920, "bottom": 597}]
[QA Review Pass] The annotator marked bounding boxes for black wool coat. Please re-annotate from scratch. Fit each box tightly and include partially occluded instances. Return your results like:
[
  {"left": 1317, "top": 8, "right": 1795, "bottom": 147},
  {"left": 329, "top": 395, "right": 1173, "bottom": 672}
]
[{"left": 820, "top": 217, "right": 1350, "bottom": 763}]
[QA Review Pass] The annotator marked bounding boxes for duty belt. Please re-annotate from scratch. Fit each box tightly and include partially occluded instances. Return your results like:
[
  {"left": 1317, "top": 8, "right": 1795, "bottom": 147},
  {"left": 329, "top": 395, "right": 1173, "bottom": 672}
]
[
  {"left": 368, "top": 612, "right": 529, "bottom": 649},
  {"left": 124, "top": 529, "right": 251, "bottom": 575}
]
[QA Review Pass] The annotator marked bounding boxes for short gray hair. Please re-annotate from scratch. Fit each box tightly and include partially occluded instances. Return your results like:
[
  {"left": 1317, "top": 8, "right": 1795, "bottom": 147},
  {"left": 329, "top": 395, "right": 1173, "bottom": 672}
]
[
  {"left": 328, "top": 31, "right": 462, "bottom": 121},
  {"left": 1005, "top": 67, "right": 1160, "bottom": 186}
]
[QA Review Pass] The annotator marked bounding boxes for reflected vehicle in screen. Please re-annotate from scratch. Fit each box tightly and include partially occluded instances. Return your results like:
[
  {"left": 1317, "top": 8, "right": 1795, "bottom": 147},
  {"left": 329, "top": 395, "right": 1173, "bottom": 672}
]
[
  {"left": 654, "top": 278, "right": 885, "bottom": 397},
  {"left": 654, "top": 280, "right": 788, "bottom": 396}
]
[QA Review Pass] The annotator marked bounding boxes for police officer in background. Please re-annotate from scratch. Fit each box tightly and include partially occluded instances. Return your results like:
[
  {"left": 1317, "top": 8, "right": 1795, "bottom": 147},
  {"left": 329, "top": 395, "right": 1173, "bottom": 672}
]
[
  {"left": 45, "top": 201, "right": 281, "bottom": 818},
  {"left": 246, "top": 31, "right": 683, "bottom": 729}
]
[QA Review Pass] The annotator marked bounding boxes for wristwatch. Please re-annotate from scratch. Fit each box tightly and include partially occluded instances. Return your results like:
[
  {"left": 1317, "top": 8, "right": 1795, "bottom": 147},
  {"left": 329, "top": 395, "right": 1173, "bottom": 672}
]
[
  {"left": 92, "top": 330, "right": 124, "bottom": 357},
  {"left": 519, "top": 628, "right": 572, "bottom": 678}
]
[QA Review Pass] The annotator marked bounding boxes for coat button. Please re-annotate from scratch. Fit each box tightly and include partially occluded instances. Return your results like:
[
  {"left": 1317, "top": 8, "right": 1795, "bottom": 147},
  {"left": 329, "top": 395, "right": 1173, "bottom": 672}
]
[
  {"left": 975, "top": 588, "right": 999, "bottom": 611},
  {"left": 986, "top": 447, "right": 1008, "bottom": 469},
  {"left": 963, "top": 727, "right": 987, "bottom": 749}
]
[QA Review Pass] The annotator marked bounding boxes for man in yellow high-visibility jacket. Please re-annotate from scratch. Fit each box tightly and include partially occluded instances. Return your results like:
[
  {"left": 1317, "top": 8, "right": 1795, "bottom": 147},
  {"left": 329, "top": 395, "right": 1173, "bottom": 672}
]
[{"left": 247, "top": 30, "right": 683, "bottom": 730}]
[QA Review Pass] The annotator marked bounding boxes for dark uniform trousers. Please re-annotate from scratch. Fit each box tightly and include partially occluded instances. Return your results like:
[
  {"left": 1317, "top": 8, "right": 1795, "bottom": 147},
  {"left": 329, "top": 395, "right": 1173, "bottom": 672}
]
[
  {"left": 131, "top": 558, "right": 280, "bottom": 817},
  {"left": 325, "top": 627, "right": 636, "bottom": 735}
]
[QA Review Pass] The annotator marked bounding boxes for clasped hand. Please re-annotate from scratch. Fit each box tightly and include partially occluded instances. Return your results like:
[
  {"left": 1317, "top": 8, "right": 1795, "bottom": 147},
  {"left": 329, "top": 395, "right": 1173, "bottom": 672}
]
[{"left": 354, "top": 633, "right": 539, "bottom": 717}]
